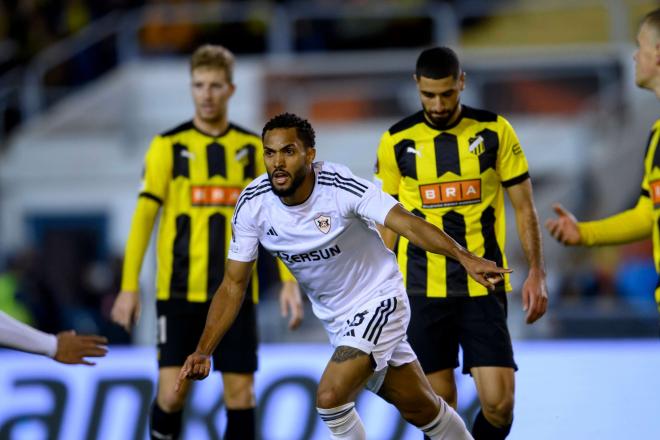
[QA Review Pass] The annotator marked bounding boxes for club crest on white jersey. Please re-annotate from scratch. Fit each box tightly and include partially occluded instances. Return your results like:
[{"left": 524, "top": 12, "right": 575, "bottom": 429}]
[{"left": 314, "top": 214, "right": 331, "bottom": 234}]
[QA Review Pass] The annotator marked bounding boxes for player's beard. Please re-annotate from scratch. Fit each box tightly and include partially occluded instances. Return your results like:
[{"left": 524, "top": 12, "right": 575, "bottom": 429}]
[
  {"left": 269, "top": 166, "right": 308, "bottom": 198},
  {"left": 424, "top": 101, "right": 460, "bottom": 128}
]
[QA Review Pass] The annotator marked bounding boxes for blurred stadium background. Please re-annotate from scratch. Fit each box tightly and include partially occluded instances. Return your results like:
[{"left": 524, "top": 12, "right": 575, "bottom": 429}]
[{"left": 0, "top": 0, "right": 659, "bottom": 439}]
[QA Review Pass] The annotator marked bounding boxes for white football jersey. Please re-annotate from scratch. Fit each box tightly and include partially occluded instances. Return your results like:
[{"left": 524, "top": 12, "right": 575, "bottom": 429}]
[{"left": 228, "top": 161, "right": 404, "bottom": 332}]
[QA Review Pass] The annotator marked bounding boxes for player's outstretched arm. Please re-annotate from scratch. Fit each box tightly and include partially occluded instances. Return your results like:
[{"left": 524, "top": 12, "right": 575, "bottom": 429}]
[
  {"left": 546, "top": 199, "right": 653, "bottom": 247},
  {"left": 376, "top": 223, "right": 399, "bottom": 250},
  {"left": 0, "top": 312, "right": 107, "bottom": 364},
  {"left": 384, "top": 204, "right": 512, "bottom": 290},
  {"left": 176, "top": 258, "right": 254, "bottom": 391}
]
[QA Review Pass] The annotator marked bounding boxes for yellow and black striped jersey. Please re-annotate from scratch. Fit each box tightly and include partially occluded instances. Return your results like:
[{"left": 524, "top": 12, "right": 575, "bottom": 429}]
[
  {"left": 139, "top": 120, "right": 264, "bottom": 303},
  {"left": 640, "top": 119, "right": 660, "bottom": 307},
  {"left": 375, "top": 106, "right": 529, "bottom": 298}
]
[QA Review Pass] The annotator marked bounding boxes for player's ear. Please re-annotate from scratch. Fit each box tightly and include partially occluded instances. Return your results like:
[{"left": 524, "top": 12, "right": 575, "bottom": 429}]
[
  {"left": 306, "top": 147, "right": 316, "bottom": 164},
  {"left": 458, "top": 71, "right": 466, "bottom": 91}
]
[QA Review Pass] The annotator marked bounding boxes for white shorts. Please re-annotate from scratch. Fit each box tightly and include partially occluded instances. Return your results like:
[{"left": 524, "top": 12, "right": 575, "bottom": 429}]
[{"left": 330, "top": 292, "right": 417, "bottom": 392}]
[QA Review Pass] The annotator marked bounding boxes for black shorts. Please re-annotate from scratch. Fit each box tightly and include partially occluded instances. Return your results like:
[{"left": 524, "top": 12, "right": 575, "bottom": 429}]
[
  {"left": 156, "top": 298, "right": 258, "bottom": 373},
  {"left": 407, "top": 291, "right": 517, "bottom": 375}
]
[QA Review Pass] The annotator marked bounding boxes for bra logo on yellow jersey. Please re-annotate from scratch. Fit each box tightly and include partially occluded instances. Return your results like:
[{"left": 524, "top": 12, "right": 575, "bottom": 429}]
[
  {"left": 419, "top": 179, "right": 481, "bottom": 208},
  {"left": 650, "top": 181, "right": 660, "bottom": 205},
  {"left": 191, "top": 185, "right": 242, "bottom": 207}
]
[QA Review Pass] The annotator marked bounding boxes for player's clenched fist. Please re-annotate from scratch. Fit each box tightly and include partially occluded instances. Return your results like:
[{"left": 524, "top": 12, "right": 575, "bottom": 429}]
[{"left": 175, "top": 352, "right": 212, "bottom": 392}]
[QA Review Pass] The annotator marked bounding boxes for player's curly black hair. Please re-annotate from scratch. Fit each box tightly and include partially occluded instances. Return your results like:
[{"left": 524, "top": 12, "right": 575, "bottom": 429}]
[{"left": 262, "top": 112, "right": 316, "bottom": 149}]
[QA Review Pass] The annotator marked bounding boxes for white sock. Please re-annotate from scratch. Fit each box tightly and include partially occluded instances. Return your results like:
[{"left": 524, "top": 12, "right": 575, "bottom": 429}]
[
  {"left": 317, "top": 402, "right": 366, "bottom": 439},
  {"left": 420, "top": 400, "right": 474, "bottom": 440}
]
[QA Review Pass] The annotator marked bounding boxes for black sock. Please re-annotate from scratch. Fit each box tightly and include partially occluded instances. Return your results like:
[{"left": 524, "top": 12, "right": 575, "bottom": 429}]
[
  {"left": 150, "top": 402, "right": 183, "bottom": 440},
  {"left": 225, "top": 407, "right": 256, "bottom": 440},
  {"left": 471, "top": 410, "right": 512, "bottom": 440}
]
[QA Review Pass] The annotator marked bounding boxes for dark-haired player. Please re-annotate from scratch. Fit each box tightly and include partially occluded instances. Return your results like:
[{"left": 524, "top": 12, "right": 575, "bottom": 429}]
[
  {"left": 375, "top": 47, "right": 548, "bottom": 439},
  {"left": 177, "top": 112, "right": 514, "bottom": 439},
  {"left": 110, "top": 45, "right": 302, "bottom": 440}
]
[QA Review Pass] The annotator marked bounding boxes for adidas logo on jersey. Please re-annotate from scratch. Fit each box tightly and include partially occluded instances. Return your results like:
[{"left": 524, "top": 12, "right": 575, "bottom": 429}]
[{"left": 266, "top": 227, "right": 278, "bottom": 236}]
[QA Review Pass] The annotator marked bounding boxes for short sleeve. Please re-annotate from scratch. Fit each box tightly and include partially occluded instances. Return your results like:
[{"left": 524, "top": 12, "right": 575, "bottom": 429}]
[
  {"left": 140, "top": 136, "right": 171, "bottom": 201},
  {"left": 228, "top": 200, "right": 260, "bottom": 262},
  {"left": 374, "top": 131, "right": 402, "bottom": 195},
  {"left": 338, "top": 166, "right": 399, "bottom": 224},
  {"left": 497, "top": 117, "right": 530, "bottom": 187},
  {"left": 355, "top": 186, "right": 400, "bottom": 225}
]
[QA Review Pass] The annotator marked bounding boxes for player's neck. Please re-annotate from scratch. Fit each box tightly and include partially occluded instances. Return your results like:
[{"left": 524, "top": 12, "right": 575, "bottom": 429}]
[
  {"left": 447, "top": 104, "right": 462, "bottom": 126},
  {"left": 280, "top": 168, "right": 316, "bottom": 206},
  {"left": 193, "top": 115, "right": 229, "bottom": 137}
]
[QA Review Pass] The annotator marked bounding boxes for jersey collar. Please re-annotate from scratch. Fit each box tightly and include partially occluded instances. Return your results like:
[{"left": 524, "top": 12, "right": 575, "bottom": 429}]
[{"left": 191, "top": 120, "right": 232, "bottom": 138}]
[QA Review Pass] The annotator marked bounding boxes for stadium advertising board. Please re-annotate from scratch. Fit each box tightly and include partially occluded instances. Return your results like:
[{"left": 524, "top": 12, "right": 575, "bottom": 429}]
[{"left": 0, "top": 341, "right": 658, "bottom": 439}]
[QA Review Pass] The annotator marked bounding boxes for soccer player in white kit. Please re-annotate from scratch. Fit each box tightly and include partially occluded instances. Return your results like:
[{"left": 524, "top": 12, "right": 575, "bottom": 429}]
[{"left": 176, "top": 113, "right": 511, "bottom": 440}]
